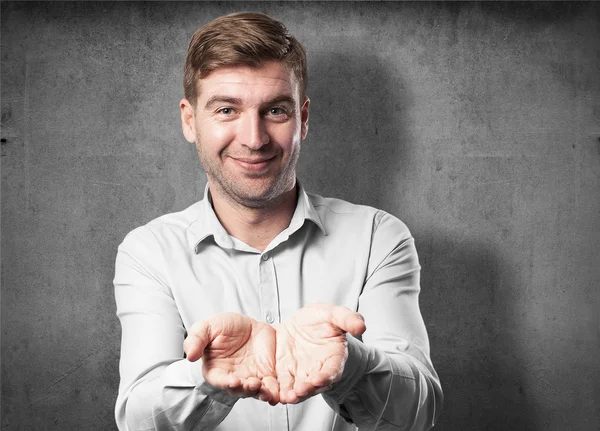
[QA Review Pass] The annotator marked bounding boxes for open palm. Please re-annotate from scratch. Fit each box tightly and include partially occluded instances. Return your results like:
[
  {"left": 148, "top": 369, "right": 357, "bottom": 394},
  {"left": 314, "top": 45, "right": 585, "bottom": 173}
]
[
  {"left": 275, "top": 303, "right": 366, "bottom": 404},
  {"left": 184, "top": 312, "right": 279, "bottom": 404}
]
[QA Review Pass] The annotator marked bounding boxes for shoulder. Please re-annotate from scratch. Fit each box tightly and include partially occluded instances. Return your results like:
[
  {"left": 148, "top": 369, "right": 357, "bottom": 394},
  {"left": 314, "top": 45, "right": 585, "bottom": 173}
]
[
  {"left": 307, "top": 193, "right": 380, "bottom": 227},
  {"left": 308, "top": 192, "right": 377, "bottom": 216},
  {"left": 307, "top": 192, "right": 411, "bottom": 239},
  {"left": 119, "top": 201, "right": 204, "bottom": 250}
]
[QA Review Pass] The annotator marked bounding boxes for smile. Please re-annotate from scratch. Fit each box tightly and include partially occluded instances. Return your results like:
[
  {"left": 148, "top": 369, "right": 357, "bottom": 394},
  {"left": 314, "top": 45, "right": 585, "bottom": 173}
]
[{"left": 230, "top": 156, "right": 274, "bottom": 172}]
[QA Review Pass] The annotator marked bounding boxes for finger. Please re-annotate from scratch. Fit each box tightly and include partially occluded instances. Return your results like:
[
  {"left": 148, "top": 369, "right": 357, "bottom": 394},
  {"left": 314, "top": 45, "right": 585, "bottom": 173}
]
[
  {"left": 258, "top": 376, "right": 280, "bottom": 405},
  {"left": 308, "top": 355, "right": 345, "bottom": 387},
  {"left": 242, "top": 377, "right": 262, "bottom": 393},
  {"left": 292, "top": 379, "right": 315, "bottom": 399},
  {"left": 228, "top": 384, "right": 261, "bottom": 399},
  {"left": 308, "top": 370, "right": 340, "bottom": 388},
  {"left": 212, "top": 374, "right": 262, "bottom": 399},
  {"left": 184, "top": 321, "right": 212, "bottom": 362},
  {"left": 225, "top": 377, "right": 263, "bottom": 399},
  {"left": 204, "top": 368, "right": 242, "bottom": 391},
  {"left": 288, "top": 376, "right": 331, "bottom": 404},
  {"left": 293, "top": 380, "right": 333, "bottom": 403},
  {"left": 277, "top": 371, "right": 297, "bottom": 404},
  {"left": 228, "top": 385, "right": 259, "bottom": 399},
  {"left": 331, "top": 306, "right": 366, "bottom": 336},
  {"left": 275, "top": 351, "right": 297, "bottom": 404}
]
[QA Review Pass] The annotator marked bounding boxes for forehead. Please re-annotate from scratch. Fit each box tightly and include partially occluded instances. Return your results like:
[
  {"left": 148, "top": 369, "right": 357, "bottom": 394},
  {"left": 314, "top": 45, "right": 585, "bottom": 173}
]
[{"left": 196, "top": 62, "right": 300, "bottom": 102}]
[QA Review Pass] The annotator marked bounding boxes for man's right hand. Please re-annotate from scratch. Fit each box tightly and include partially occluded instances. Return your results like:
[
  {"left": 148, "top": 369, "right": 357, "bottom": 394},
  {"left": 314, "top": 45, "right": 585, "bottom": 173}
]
[{"left": 184, "top": 312, "right": 279, "bottom": 405}]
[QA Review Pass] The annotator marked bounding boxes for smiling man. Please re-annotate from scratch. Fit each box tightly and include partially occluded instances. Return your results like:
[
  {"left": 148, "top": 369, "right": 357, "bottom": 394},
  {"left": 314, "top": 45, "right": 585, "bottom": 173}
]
[
  {"left": 114, "top": 12, "right": 442, "bottom": 431},
  {"left": 181, "top": 61, "right": 307, "bottom": 251}
]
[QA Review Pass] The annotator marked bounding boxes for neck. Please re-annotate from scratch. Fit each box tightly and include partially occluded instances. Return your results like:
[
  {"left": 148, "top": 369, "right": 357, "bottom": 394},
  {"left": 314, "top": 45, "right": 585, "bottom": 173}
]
[{"left": 209, "top": 184, "right": 298, "bottom": 252}]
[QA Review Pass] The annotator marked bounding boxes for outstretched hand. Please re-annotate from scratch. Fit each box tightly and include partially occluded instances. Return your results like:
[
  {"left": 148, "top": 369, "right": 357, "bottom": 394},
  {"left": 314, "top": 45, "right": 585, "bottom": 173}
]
[
  {"left": 184, "top": 304, "right": 366, "bottom": 405},
  {"left": 275, "top": 303, "right": 366, "bottom": 404},
  {"left": 184, "top": 312, "right": 279, "bottom": 405}
]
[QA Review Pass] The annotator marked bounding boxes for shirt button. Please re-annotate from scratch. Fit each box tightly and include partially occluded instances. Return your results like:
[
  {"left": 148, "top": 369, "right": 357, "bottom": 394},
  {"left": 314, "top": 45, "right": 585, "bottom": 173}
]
[
  {"left": 261, "top": 252, "right": 270, "bottom": 261},
  {"left": 266, "top": 312, "right": 274, "bottom": 324}
]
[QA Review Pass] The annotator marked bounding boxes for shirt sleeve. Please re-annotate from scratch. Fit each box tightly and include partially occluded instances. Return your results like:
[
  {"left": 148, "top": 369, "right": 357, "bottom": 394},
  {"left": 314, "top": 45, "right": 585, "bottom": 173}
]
[
  {"left": 322, "top": 211, "right": 443, "bottom": 430},
  {"left": 113, "top": 226, "right": 238, "bottom": 431}
]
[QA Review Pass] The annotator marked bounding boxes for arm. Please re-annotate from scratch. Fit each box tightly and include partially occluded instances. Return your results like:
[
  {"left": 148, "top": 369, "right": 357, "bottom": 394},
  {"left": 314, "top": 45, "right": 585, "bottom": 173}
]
[
  {"left": 322, "top": 212, "right": 443, "bottom": 430},
  {"left": 114, "top": 227, "right": 238, "bottom": 431}
]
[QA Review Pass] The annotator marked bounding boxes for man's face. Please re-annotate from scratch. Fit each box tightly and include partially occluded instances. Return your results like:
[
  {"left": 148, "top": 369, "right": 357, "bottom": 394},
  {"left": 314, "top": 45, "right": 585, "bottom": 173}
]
[{"left": 181, "top": 62, "right": 309, "bottom": 209}]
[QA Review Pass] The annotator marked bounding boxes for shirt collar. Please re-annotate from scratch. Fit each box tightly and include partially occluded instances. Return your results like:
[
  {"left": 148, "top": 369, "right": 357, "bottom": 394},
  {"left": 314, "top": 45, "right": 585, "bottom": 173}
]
[
  {"left": 289, "top": 182, "right": 327, "bottom": 236},
  {"left": 191, "top": 181, "right": 326, "bottom": 254}
]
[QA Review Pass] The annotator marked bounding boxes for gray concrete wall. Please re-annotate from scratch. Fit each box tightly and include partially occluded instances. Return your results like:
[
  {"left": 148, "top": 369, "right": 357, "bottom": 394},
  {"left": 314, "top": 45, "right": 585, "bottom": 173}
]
[{"left": 2, "top": 2, "right": 599, "bottom": 430}]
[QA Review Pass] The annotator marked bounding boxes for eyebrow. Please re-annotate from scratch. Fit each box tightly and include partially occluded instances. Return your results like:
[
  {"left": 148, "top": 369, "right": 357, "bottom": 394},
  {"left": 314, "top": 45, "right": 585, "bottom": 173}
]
[
  {"left": 264, "top": 95, "right": 296, "bottom": 107},
  {"left": 204, "top": 96, "right": 242, "bottom": 110},
  {"left": 203, "top": 95, "right": 296, "bottom": 110}
]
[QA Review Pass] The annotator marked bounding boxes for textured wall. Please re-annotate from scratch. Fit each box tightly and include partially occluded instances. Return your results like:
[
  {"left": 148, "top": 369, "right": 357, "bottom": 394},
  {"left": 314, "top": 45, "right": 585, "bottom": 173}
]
[{"left": 2, "top": 2, "right": 599, "bottom": 430}]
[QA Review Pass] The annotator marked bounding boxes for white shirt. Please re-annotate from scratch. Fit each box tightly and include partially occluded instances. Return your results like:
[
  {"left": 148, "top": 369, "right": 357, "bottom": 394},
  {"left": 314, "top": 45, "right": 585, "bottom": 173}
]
[{"left": 114, "top": 184, "right": 442, "bottom": 430}]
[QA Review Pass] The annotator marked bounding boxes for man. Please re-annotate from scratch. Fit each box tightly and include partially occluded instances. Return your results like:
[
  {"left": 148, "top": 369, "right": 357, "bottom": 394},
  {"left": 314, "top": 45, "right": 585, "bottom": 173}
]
[{"left": 114, "top": 12, "right": 443, "bottom": 431}]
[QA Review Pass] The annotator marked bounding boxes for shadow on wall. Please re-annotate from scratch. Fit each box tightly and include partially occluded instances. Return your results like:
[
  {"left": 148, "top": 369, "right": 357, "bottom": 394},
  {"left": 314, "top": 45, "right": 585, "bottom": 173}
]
[
  {"left": 299, "top": 48, "right": 539, "bottom": 430},
  {"left": 420, "top": 232, "right": 538, "bottom": 431},
  {"left": 297, "top": 51, "right": 410, "bottom": 213}
]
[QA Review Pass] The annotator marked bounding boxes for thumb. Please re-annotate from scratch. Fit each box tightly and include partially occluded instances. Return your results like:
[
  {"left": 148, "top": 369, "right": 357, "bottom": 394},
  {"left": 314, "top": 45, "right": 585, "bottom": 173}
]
[
  {"left": 184, "top": 320, "right": 212, "bottom": 362},
  {"left": 330, "top": 306, "right": 366, "bottom": 337}
]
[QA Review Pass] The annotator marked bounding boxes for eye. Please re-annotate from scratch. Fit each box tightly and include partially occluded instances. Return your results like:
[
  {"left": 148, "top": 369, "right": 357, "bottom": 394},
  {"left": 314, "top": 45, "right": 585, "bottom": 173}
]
[
  {"left": 268, "top": 107, "right": 287, "bottom": 116},
  {"left": 217, "top": 107, "right": 235, "bottom": 115}
]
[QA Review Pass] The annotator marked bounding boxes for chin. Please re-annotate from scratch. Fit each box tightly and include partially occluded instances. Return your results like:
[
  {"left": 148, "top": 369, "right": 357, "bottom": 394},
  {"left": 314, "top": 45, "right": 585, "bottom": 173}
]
[{"left": 233, "top": 182, "right": 292, "bottom": 208}]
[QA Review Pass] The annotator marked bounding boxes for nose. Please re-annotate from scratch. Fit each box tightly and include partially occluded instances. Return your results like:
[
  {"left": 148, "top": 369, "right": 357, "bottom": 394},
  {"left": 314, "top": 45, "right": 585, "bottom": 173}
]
[{"left": 241, "top": 112, "right": 269, "bottom": 150}]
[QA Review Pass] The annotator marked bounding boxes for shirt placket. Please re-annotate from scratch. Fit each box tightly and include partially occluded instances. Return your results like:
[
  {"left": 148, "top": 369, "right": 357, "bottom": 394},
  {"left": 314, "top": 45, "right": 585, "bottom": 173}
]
[{"left": 258, "top": 250, "right": 288, "bottom": 430}]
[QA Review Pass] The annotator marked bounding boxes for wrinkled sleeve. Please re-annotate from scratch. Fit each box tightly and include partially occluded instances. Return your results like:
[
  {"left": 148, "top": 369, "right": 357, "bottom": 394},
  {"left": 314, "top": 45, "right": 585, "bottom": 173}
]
[
  {"left": 113, "top": 227, "right": 237, "bottom": 431},
  {"left": 322, "top": 212, "right": 443, "bottom": 430}
]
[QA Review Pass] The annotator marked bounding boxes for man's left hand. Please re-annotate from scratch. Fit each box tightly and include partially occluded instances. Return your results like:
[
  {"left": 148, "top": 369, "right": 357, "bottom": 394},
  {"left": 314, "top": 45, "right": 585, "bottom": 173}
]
[{"left": 274, "top": 303, "right": 366, "bottom": 404}]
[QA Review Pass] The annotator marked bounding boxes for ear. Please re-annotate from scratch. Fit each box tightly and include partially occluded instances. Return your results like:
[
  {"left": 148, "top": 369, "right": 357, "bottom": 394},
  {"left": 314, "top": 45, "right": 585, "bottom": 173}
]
[
  {"left": 180, "top": 98, "right": 197, "bottom": 143},
  {"left": 300, "top": 96, "right": 310, "bottom": 140}
]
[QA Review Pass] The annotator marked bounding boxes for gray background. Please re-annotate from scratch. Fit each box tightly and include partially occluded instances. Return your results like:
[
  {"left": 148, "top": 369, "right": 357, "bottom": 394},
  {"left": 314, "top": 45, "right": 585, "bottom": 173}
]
[{"left": 2, "top": 2, "right": 599, "bottom": 430}]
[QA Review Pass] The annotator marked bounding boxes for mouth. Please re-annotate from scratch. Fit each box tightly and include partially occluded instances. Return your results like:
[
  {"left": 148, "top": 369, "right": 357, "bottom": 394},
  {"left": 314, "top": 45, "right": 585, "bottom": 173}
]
[{"left": 230, "top": 156, "right": 275, "bottom": 173}]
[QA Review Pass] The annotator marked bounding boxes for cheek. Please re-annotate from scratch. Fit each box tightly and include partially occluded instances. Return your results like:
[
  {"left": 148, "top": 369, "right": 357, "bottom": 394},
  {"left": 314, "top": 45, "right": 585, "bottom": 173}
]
[
  {"left": 197, "top": 121, "right": 235, "bottom": 151},
  {"left": 268, "top": 122, "right": 301, "bottom": 148}
]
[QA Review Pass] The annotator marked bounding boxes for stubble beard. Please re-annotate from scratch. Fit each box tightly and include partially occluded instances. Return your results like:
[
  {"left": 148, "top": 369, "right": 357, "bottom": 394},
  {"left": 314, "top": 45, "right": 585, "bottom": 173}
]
[{"left": 196, "top": 141, "right": 300, "bottom": 210}]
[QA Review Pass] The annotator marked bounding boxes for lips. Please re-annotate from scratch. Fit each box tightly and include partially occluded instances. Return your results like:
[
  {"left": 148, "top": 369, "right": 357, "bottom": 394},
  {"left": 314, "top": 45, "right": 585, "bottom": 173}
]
[
  {"left": 230, "top": 156, "right": 275, "bottom": 172},
  {"left": 233, "top": 157, "right": 273, "bottom": 164}
]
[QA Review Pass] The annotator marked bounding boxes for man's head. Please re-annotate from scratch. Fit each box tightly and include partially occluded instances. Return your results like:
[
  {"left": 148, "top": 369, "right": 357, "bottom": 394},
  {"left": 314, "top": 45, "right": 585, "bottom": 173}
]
[
  {"left": 180, "top": 13, "right": 310, "bottom": 210},
  {"left": 183, "top": 12, "right": 307, "bottom": 105}
]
